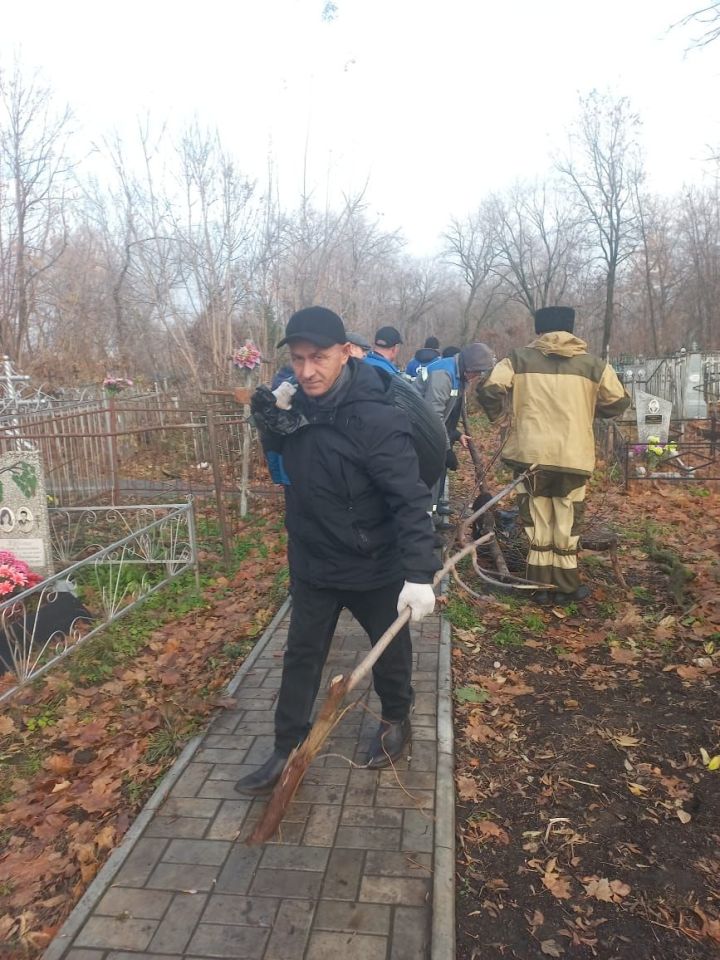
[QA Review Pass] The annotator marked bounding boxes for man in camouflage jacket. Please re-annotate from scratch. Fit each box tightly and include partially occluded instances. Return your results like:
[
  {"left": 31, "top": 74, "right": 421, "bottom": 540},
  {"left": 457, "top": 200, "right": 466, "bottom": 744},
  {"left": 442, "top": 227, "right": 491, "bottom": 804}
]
[{"left": 476, "top": 306, "right": 630, "bottom": 603}]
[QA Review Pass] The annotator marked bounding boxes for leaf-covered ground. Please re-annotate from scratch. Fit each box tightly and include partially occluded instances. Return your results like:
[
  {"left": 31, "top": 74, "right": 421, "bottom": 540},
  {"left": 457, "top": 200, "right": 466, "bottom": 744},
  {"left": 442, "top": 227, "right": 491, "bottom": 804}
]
[
  {"left": 451, "top": 451, "right": 720, "bottom": 958},
  {"left": 0, "top": 506, "right": 287, "bottom": 958}
]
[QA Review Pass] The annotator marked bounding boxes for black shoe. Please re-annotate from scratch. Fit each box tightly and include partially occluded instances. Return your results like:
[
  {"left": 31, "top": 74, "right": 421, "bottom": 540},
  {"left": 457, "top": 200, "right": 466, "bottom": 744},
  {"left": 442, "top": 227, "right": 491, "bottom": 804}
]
[
  {"left": 234, "top": 751, "right": 288, "bottom": 796},
  {"left": 365, "top": 717, "right": 412, "bottom": 769},
  {"left": 533, "top": 590, "right": 551, "bottom": 606},
  {"left": 558, "top": 585, "right": 591, "bottom": 604},
  {"left": 436, "top": 502, "right": 452, "bottom": 516}
]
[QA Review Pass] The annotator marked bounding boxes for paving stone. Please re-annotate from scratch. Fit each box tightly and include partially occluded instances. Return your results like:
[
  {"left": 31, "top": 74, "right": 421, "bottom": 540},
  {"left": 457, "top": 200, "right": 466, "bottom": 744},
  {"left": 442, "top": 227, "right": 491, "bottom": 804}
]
[
  {"left": 375, "top": 787, "right": 434, "bottom": 809},
  {"left": 314, "top": 900, "right": 391, "bottom": 935},
  {"left": 408, "top": 740, "right": 437, "bottom": 772},
  {"left": 260, "top": 845, "right": 329, "bottom": 871},
  {"left": 265, "top": 899, "right": 315, "bottom": 960},
  {"left": 208, "top": 763, "right": 252, "bottom": 781},
  {"left": 186, "top": 922, "right": 270, "bottom": 958},
  {"left": 359, "top": 876, "right": 431, "bottom": 906},
  {"left": 74, "top": 917, "right": 158, "bottom": 951},
  {"left": 168, "top": 762, "right": 212, "bottom": 798},
  {"left": 402, "top": 809, "right": 434, "bottom": 853},
  {"left": 335, "top": 825, "right": 400, "bottom": 850},
  {"left": 343, "top": 768, "right": 378, "bottom": 805},
  {"left": 305, "top": 931, "right": 388, "bottom": 960},
  {"left": 232, "top": 721, "right": 275, "bottom": 736},
  {"left": 215, "top": 845, "right": 263, "bottom": 894},
  {"left": 242, "top": 698, "right": 277, "bottom": 711},
  {"left": 96, "top": 887, "right": 172, "bottom": 919},
  {"left": 378, "top": 770, "right": 436, "bottom": 790},
  {"left": 249, "top": 868, "right": 324, "bottom": 899},
  {"left": 303, "top": 804, "right": 341, "bottom": 846},
  {"left": 198, "top": 778, "right": 252, "bottom": 799},
  {"left": 294, "top": 782, "right": 345, "bottom": 804},
  {"left": 243, "top": 736, "right": 276, "bottom": 764},
  {"left": 146, "top": 862, "right": 220, "bottom": 892},
  {"left": 65, "top": 950, "right": 106, "bottom": 960},
  {"left": 365, "top": 850, "right": 432, "bottom": 877},
  {"left": 206, "top": 799, "right": 252, "bottom": 840},
  {"left": 412, "top": 725, "right": 438, "bottom": 741},
  {"left": 235, "top": 668, "right": 268, "bottom": 688},
  {"left": 211, "top": 712, "right": 244, "bottom": 734},
  {"left": 390, "top": 905, "right": 430, "bottom": 959},
  {"left": 417, "top": 653, "right": 438, "bottom": 672},
  {"left": 204, "top": 734, "right": 255, "bottom": 750},
  {"left": 112, "top": 838, "right": 168, "bottom": 887},
  {"left": 304, "top": 765, "right": 351, "bottom": 786},
  {"left": 201, "top": 894, "right": 278, "bottom": 927},
  {"left": 195, "top": 747, "right": 251, "bottom": 764},
  {"left": 107, "top": 954, "right": 180, "bottom": 960},
  {"left": 144, "top": 816, "right": 209, "bottom": 839},
  {"left": 148, "top": 891, "right": 207, "bottom": 953},
  {"left": 160, "top": 797, "right": 220, "bottom": 819},
  {"left": 162, "top": 838, "right": 231, "bottom": 866},
  {"left": 340, "top": 807, "right": 402, "bottom": 827}
]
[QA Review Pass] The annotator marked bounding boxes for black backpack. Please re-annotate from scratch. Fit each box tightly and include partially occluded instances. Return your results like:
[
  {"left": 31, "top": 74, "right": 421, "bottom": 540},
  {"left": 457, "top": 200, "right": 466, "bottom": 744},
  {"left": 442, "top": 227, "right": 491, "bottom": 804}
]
[{"left": 377, "top": 370, "right": 448, "bottom": 487}]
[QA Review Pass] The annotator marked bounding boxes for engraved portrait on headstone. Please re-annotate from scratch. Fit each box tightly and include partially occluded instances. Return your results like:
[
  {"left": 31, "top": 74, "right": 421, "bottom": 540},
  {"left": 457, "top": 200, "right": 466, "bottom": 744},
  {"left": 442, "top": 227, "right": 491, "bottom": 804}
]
[
  {"left": 635, "top": 390, "right": 672, "bottom": 445},
  {"left": 0, "top": 450, "right": 52, "bottom": 578}
]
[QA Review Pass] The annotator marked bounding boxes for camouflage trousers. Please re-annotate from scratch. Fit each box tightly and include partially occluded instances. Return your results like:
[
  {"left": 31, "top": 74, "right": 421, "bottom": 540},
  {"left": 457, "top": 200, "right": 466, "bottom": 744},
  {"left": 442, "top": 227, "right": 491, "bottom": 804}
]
[{"left": 516, "top": 470, "right": 587, "bottom": 594}]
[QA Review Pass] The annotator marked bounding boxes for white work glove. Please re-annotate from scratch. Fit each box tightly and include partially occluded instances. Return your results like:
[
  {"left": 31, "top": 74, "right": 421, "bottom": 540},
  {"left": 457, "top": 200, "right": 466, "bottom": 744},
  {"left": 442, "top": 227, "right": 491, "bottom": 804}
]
[
  {"left": 272, "top": 381, "right": 297, "bottom": 410},
  {"left": 397, "top": 581, "right": 436, "bottom": 622}
]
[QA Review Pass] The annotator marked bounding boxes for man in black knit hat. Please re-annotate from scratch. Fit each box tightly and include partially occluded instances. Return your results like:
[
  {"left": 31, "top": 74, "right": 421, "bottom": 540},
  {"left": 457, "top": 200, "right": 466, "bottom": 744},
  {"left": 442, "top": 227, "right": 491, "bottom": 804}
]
[
  {"left": 237, "top": 306, "right": 439, "bottom": 795},
  {"left": 476, "top": 306, "right": 629, "bottom": 604}
]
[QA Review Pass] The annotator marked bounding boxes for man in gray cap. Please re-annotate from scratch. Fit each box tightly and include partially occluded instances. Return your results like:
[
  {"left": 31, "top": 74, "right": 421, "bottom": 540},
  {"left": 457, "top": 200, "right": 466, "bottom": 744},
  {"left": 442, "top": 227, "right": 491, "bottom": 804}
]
[{"left": 420, "top": 343, "right": 495, "bottom": 521}]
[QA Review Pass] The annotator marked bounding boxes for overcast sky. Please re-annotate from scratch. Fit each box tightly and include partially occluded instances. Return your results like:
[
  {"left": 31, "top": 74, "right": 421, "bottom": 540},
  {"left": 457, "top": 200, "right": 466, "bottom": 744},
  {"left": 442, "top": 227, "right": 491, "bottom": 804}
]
[{"left": 1, "top": 0, "right": 718, "bottom": 254}]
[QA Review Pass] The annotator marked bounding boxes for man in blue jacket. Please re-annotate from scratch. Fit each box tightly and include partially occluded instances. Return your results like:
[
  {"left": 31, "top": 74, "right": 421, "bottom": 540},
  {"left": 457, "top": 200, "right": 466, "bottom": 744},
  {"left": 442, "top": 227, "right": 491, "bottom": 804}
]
[
  {"left": 237, "top": 307, "right": 439, "bottom": 796},
  {"left": 365, "top": 325, "right": 403, "bottom": 375}
]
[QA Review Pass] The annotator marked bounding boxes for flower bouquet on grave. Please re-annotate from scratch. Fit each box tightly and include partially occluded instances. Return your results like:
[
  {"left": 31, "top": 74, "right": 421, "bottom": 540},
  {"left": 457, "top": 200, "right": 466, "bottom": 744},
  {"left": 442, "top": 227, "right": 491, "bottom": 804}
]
[
  {"left": 232, "top": 341, "right": 263, "bottom": 372},
  {"left": 0, "top": 551, "right": 43, "bottom": 599},
  {"left": 103, "top": 376, "right": 134, "bottom": 395}
]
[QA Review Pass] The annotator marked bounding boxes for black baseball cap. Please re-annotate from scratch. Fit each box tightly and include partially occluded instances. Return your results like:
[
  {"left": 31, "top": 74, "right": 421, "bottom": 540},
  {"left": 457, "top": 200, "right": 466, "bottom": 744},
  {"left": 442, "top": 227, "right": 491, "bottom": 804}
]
[
  {"left": 374, "top": 325, "right": 403, "bottom": 347},
  {"left": 277, "top": 306, "right": 347, "bottom": 348}
]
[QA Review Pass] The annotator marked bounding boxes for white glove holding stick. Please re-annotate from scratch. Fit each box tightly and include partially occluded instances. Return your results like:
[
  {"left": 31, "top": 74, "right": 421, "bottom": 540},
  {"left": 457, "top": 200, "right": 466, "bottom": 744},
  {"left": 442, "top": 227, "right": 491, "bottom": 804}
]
[
  {"left": 397, "top": 581, "right": 436, "bottom": 622},
  {"left": 272, "top": 381, "right": 297, "bottom": 410}
]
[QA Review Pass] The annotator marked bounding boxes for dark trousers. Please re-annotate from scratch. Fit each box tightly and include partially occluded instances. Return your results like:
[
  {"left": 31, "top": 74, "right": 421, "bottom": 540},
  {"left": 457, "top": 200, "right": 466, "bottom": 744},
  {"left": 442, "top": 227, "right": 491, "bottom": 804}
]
[{"left": 274, "top": 578, "right": 413, "bottom": 756}]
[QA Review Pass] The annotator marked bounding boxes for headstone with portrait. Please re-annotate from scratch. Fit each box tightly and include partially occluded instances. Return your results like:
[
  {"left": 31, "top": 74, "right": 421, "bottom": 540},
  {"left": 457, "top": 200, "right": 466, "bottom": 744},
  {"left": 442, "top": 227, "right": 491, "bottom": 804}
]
[
  {"left": 635, "top": 390, "right": 672, "bottom": 445},
  {"left": 0, "top": 450, "right": 52, "bottom": 579}
]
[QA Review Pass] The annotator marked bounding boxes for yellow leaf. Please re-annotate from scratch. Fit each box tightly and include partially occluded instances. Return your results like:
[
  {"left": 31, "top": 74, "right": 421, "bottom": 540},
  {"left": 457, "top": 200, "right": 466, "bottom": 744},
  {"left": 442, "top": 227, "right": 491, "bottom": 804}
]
[
  {"left": 708, "top": 755, "right": 720, "bottom": 771},
  {"left": 628, "top": 782, "right": 648, "bottom": 796},
  {"left": 614, "top": 734, "right": 641, "bottom": 748},
  {"left": 700, "top": 747, "right": 711, "bottom": 765}
]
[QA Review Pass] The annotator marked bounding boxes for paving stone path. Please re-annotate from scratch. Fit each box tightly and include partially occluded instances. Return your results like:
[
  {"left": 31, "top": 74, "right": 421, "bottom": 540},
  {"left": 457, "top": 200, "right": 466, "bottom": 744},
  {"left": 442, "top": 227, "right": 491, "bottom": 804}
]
[{"left": 48, "top": 606, "right": 448, "bottom": 960}]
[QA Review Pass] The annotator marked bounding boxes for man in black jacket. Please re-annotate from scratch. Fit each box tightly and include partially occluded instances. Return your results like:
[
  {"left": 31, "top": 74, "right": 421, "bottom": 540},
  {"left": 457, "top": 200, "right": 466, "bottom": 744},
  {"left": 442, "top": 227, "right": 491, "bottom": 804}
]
[{"left": 236, "top": 306, "right": 439, "bottom": 796}]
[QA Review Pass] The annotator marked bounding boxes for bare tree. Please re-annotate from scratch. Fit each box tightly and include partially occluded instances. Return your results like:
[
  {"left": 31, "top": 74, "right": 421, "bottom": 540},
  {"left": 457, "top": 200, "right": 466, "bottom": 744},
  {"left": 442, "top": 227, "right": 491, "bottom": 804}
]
[
  {"left": 487, "top": 181, "right": 587, "bottom": 314},
  {"left": 675, "top": 2, "right": 720, "bottom": 47},
  {"left": 443, "top": 207, "right": 504, "bottom": 342},
  {"left": 558, "top": 91, "right": 643, "bottom": 358},
  {"left": 0, "top": 63, "right": 73, "bottom": 361}
]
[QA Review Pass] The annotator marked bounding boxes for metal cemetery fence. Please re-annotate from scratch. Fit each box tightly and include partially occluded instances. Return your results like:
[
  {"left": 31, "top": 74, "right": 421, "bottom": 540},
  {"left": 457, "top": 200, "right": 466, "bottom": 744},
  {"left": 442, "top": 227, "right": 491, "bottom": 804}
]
[
  {"left": 614, "top": 351, "right": 720, "bottom": 419},
  {"left": 0, "top": 503, "right": 198, "bottom": 703}
]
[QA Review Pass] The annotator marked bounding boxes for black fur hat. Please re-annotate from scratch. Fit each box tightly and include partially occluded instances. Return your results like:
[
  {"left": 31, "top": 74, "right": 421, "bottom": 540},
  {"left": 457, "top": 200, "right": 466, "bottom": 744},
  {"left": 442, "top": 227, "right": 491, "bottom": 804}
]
[{"left": 534, "top": 306, "right": 575, "bottom": 335}]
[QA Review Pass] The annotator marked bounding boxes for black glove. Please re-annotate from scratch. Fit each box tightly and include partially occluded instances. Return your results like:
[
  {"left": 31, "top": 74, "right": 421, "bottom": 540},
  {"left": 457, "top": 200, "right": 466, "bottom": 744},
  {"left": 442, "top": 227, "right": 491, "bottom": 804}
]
[
  {"left": 250, "top": 385, "right": 308, "bottom": 436},
  {"left": 445, "top": 448, "right": 459, "bottom": 471}
]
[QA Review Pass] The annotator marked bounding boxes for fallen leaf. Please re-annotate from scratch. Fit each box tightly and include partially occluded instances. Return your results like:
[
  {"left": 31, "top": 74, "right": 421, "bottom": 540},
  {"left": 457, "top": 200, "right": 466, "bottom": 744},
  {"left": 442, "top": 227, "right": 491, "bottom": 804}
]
[
  {"left": 708, "top": 755, "right": 720, "bottom": 772},
  {"left": 628, "top": 782, "right": 649, "bottom": 796},
  {"left": 542, "top": 862, "right": 572, "bottom": 900},
  {"left": 473, "top": 820, "right": 510, "bottom": 845},
  {"left": 677, "top": 809, "right": 692, "bottom": 824},
  {"left": 455, "top": 685, "right": 489, "bottom": 704},
  {"left": 51, "top": 779, "right": 71, "bottom": 793},
  {"left": 457, "top": 776, "right": 481, "bottom": 802},
  {"left": 540, "top": 940, "right": 564, "bottom": 957},
  {"left": 0, "top": 715, "right": 16, "bottom": 735},
  {"left": 613, "top": 734, "right": 641, "bottom": 748}
]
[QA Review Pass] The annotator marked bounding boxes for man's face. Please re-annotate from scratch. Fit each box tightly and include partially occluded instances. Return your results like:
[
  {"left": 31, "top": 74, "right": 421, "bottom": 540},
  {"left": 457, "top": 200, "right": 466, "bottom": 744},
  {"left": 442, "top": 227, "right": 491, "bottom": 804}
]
[{"left": 289, "top": 340, "right": 350, "bottom": 397}]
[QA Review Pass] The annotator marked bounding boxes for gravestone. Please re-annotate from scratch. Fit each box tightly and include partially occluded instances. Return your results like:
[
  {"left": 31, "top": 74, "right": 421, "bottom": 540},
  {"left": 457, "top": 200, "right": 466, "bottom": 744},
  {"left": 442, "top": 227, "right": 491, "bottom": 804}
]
[
  {"left": 0, "top": 450, "right": 52, "bottom": 578},
  {"left": 635, "top": 390, "right": 672, "bottom": 445}
]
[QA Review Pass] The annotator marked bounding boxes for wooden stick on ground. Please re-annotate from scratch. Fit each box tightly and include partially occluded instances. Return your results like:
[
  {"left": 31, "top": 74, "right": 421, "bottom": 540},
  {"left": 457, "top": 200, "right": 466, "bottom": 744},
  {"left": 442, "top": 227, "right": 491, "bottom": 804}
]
[{"left": 246, "top": 473, "right": 529, "bottom": 845}]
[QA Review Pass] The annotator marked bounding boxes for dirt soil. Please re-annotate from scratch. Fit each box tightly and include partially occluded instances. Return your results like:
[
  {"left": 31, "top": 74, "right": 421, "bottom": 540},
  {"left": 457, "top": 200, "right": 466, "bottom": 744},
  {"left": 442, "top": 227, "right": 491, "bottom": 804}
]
[{"left": 451, "top": 446, "right": 720, "bottom": 959}]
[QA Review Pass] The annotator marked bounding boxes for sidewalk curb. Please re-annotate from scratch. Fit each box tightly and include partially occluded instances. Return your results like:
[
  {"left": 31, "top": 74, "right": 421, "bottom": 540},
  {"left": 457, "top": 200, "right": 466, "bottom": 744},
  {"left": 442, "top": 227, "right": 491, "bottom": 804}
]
[
  {"left": 432, "top": 588, "right": 455, "bottom": 960},
  {"left": 43, "top": 595, "right": 292, "bottom": 960}
]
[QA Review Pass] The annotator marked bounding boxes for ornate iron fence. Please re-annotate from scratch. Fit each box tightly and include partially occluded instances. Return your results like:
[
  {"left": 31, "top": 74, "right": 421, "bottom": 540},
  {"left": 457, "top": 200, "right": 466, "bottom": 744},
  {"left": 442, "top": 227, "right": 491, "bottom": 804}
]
[{"left": 0, "top": 502, "right": 198, "bottom": 703}]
